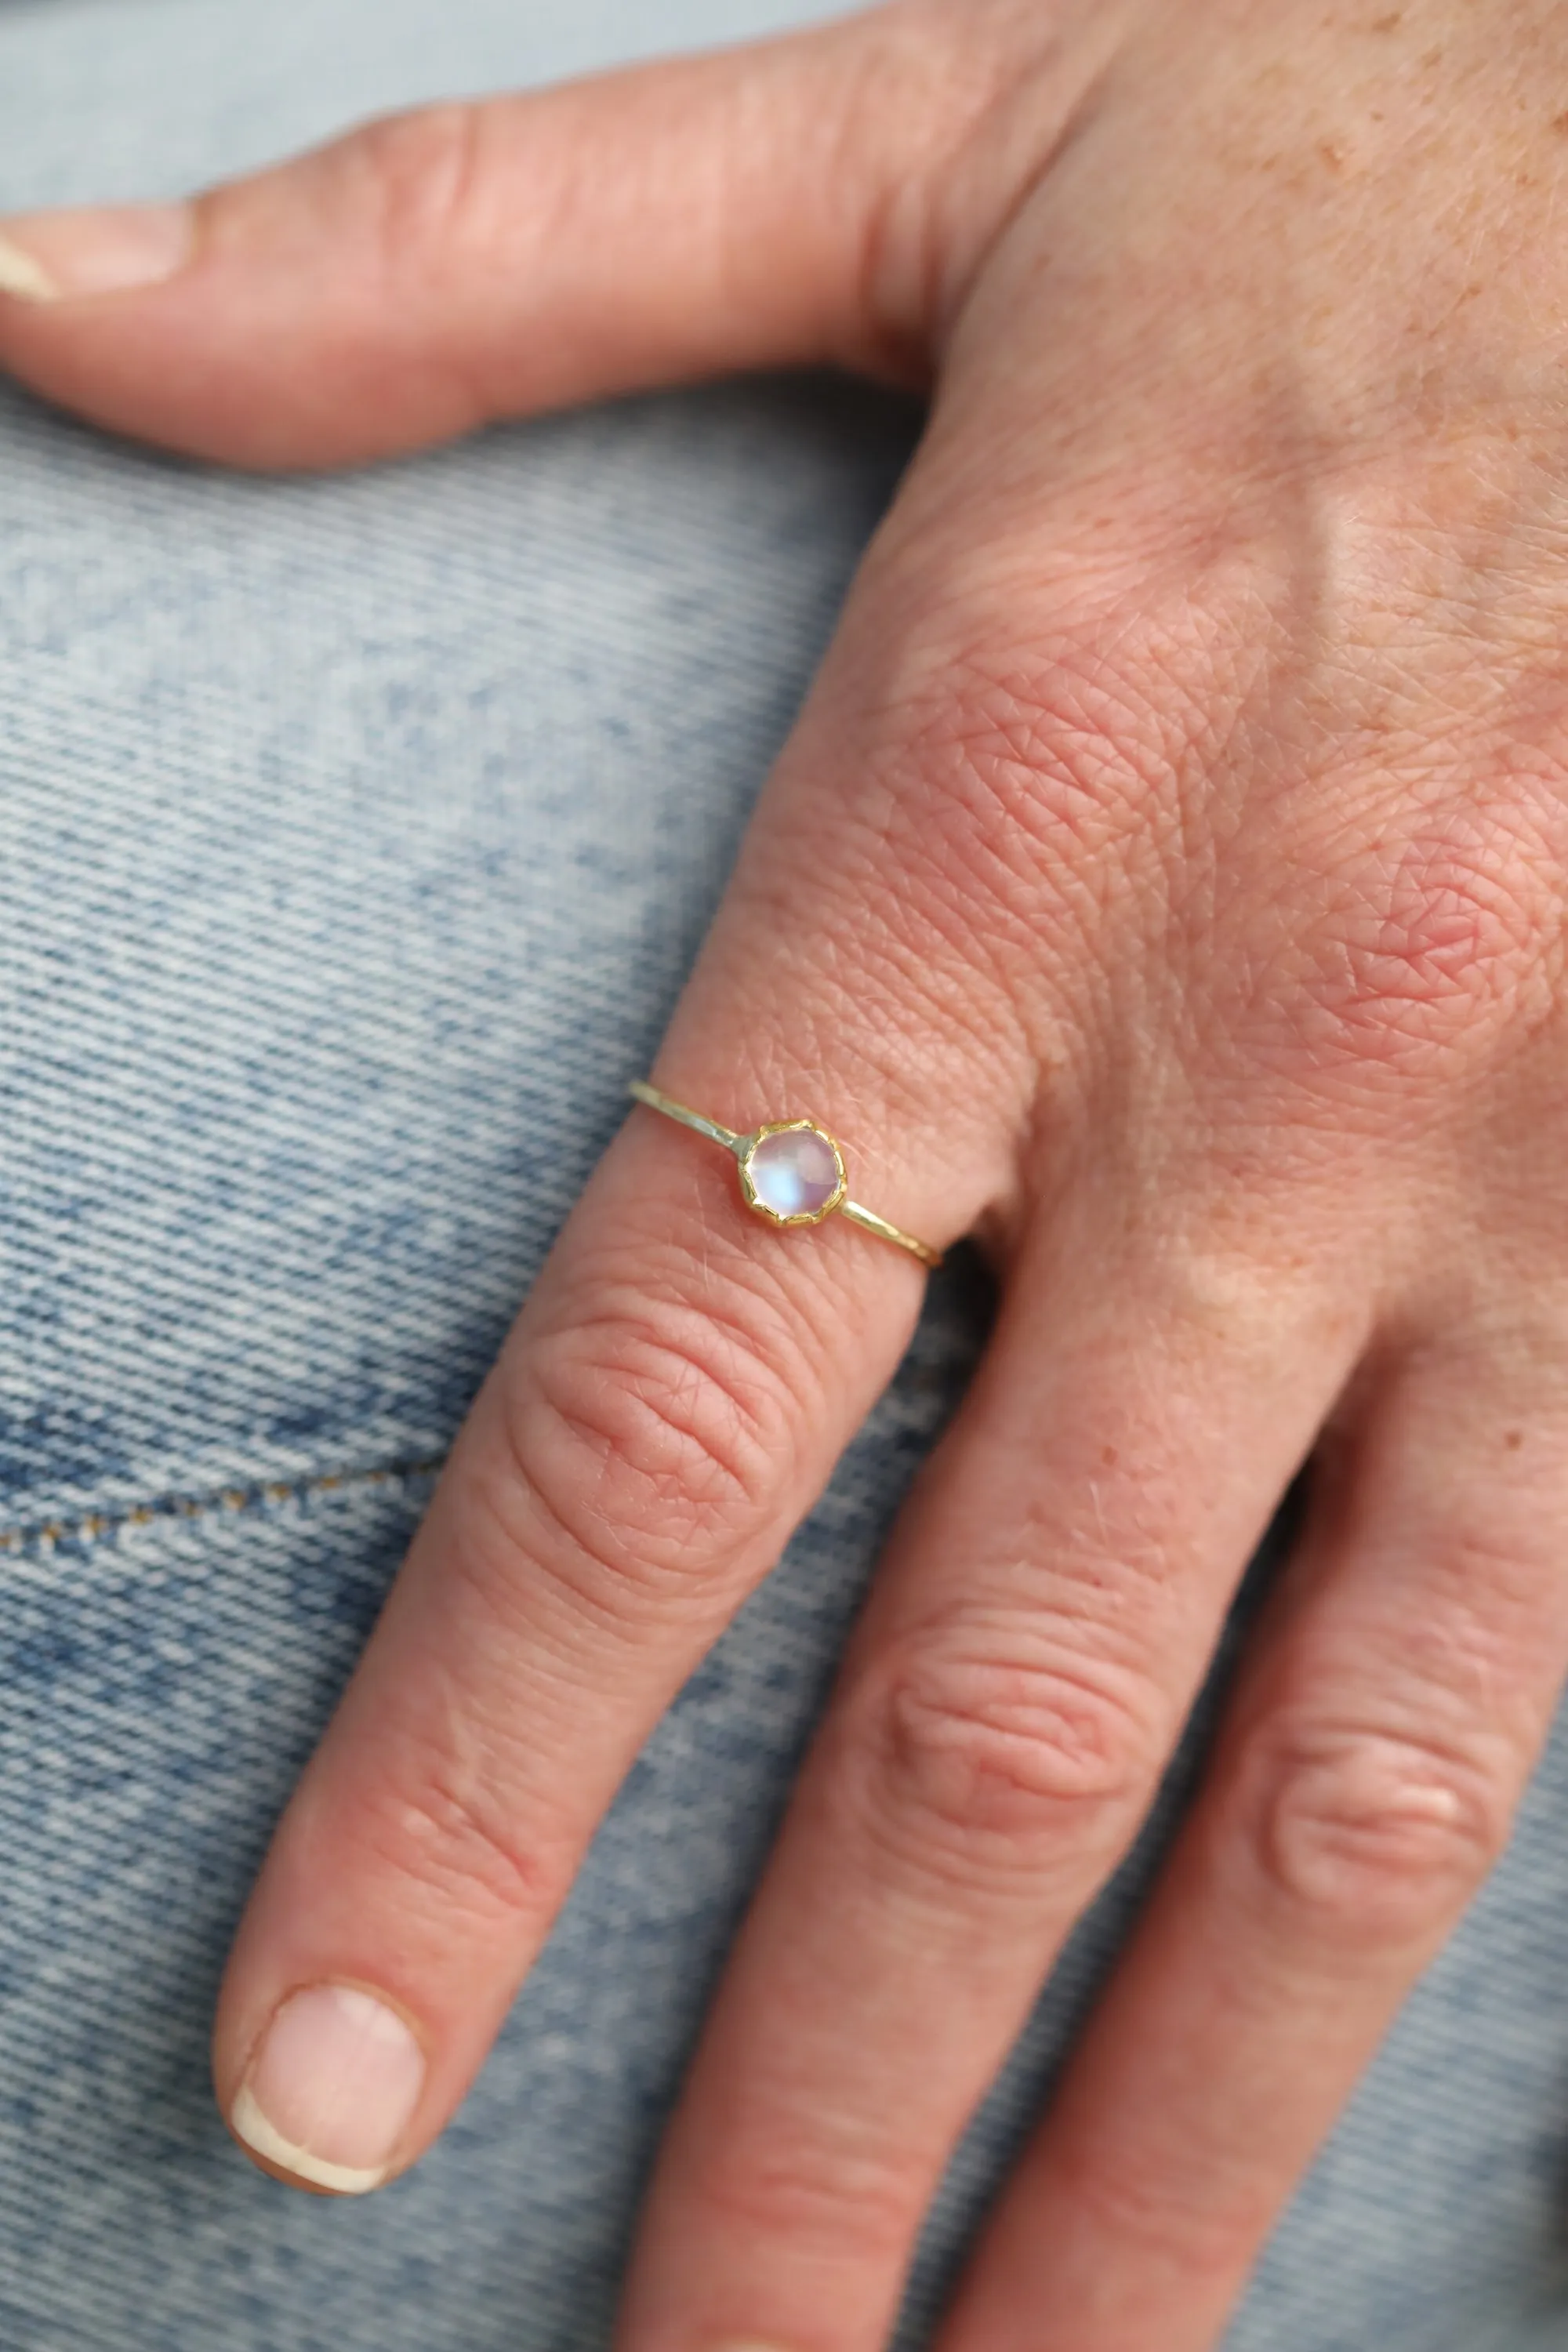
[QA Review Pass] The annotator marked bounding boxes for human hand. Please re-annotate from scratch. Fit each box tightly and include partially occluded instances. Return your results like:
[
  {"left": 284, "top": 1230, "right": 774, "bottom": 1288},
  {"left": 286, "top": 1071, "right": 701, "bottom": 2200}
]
[{"left": 5, "top": 1, "right": 1568, "bottom": 2344}]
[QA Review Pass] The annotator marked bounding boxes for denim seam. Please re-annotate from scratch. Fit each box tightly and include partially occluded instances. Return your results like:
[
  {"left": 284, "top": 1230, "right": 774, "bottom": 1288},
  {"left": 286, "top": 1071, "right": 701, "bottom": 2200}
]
[{"left": 0, "top": 1456, "right": 446, "bottom": 1562}]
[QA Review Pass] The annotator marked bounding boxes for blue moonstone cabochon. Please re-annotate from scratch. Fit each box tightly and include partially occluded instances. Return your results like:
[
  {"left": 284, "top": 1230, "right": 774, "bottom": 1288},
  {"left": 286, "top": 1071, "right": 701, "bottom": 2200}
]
[{"left": 746, "top": 1125, "right": 841, "bottom": 1218}]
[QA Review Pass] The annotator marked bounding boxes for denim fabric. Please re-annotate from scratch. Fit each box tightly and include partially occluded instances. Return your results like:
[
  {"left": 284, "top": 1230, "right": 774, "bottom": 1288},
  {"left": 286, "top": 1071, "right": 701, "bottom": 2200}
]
[{"left": 2, "top": 2, "right": 1568, "bottom": 2347}]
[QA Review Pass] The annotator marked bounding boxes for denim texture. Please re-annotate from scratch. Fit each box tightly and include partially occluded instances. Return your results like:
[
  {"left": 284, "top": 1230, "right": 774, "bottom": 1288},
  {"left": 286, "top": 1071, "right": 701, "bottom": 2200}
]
[{"left": 2, "top": 2, "right": 1568, "bottom": 2346}]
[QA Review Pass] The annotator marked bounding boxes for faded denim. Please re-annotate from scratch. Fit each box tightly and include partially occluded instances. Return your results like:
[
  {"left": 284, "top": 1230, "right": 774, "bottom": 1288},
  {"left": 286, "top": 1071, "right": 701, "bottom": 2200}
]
[{"left": 3, "top": 2, "right": 1568, "bottom": 2346}]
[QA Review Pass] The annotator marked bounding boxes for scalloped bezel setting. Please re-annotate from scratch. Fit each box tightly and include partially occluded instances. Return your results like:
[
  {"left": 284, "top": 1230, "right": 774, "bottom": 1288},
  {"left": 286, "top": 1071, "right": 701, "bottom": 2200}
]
[{"left": 737, "top": 1119, "right": 848, "bottom": 1229}]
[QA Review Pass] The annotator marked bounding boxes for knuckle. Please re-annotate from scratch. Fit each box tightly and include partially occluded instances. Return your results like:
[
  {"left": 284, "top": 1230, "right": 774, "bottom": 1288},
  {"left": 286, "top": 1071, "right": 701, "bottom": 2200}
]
[
  {"left": 346, "top": 101, "right": 492, "bottom": 281},
  {"left": 1237, "top": 1717, "right": 1513, "bottom": 1946},
  {"left": 1061, "top": 2151, "right": 1268, "bottom": 2280},
  {"left": 881, "top": 605, "right": 1200, "bottom": 883},
  {"left": 688, "top": 2136, "right": 916, "bottom": 2261},
  {"left": 350, "top": 1744, "right": 568, "bottom": 1933},
  {"left": 1279, "top": 799, "right": 1566, "bottom": 1081},
  {"left": 839, "top": 1614, "right": 1162, "bottom": 1888},
  {"left": 503, "top": 1282, "right": 808, "bottom": 1603},
  {"left": 847, "top": 536, "right": 1260, "bottom": 1021}
]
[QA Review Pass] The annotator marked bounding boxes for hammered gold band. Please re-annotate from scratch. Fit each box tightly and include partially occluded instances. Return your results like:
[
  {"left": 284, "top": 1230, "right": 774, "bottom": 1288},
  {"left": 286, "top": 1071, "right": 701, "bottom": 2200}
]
[{"left": 629, "top": 1080, "right": 942, "bottom": 1270}]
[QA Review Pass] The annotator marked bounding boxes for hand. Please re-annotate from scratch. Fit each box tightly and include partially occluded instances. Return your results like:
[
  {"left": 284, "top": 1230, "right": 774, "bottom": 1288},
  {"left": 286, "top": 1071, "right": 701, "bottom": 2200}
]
[{"left": 5, "top": 0, "right": 1568, "bottom": 2343}]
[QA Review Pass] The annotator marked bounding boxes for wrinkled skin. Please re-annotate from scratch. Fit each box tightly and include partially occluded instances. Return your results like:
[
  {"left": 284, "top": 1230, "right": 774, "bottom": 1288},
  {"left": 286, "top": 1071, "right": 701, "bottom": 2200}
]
[{"left": 5, "top": 0, "right": 1568, "bottom": 2343}]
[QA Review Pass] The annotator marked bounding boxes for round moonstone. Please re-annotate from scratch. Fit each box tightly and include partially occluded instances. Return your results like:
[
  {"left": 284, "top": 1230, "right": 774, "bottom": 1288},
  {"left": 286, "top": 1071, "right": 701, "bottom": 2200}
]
[{"left": 746, "top": 1126, "right": 841, "bottom": 1219}]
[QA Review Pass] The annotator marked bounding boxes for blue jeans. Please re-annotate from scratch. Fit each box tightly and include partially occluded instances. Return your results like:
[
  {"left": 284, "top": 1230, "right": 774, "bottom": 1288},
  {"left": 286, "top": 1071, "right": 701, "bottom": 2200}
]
[{"left": 3, "top": 2, "right": 1568, "bottom": 2344}]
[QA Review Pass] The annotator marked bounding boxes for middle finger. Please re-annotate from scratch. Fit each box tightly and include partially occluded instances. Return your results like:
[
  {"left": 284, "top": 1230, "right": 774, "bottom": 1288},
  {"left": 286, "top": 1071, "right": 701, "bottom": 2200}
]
[{"left": 618, "top": 1203, "right": 1368, "bottom": 2351}]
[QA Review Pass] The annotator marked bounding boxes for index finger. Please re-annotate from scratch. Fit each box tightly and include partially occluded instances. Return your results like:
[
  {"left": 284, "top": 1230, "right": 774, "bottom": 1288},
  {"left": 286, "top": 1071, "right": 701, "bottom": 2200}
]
[{"left": 212, "top": 702, "right": 1022, "bottom": 2193}]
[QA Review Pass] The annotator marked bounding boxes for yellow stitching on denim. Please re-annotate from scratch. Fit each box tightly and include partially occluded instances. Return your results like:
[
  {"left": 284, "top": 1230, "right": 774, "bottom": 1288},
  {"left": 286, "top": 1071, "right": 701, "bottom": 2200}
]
[{"left": 0, "top": 1457, "right": 445, "bottom": 1560}]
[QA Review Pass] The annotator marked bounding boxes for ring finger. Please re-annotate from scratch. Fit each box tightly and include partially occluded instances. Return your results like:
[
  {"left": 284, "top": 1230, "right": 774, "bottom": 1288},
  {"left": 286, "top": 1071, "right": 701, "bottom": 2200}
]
[{"left": 936, "top": 1303, "right": 1568, "bottom": 2352}]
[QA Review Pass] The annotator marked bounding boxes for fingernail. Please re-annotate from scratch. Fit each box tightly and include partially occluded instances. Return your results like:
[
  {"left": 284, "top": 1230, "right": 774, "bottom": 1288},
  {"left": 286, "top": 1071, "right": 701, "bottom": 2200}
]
[
  {"left": 0, "top": 201, "right": 194, "bottom": 304},
  {"left": 229, "top": 1983, "right": 426, "bottom": 2194}
]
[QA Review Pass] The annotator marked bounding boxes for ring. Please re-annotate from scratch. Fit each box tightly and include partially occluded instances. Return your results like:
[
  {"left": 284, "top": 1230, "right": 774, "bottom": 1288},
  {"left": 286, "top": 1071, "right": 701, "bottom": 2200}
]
[{"left": 629, "top": 1080, "right": 943, "bottom": 1269}]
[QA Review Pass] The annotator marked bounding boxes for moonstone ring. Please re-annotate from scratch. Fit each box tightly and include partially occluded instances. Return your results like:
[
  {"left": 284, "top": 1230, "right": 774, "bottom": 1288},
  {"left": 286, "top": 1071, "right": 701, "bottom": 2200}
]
[{"left": 628, "top": 1080, "right": 942, "bottom": 1269}]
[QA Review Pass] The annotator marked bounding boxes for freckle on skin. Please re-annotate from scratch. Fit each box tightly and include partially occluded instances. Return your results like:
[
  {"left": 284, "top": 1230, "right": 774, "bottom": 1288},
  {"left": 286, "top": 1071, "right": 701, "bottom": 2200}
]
[
  {"left": 1506, "top": 1430, "right": 1523, "bottom": 1450},
  {"left": 1370, "top": 9, "right": 1403, "bottom": 29},
  {"left": 1102, "top": 1444, "right": 1119, "bottom": 1467},
  {"left": 1552, "top": 112, "right": 1568, "bottom": 135}
]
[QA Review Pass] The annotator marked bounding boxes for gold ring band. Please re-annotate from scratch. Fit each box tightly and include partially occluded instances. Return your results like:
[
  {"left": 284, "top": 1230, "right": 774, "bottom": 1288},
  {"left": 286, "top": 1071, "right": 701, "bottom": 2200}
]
[{"left": 629, "top": 1080, "right": 942, "bottom": 1270}]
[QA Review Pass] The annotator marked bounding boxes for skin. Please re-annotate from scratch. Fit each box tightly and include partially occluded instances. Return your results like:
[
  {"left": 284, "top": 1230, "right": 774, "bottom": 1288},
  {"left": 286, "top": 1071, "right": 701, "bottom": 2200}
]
[{"left": 5, "top": 0, "right": 1568, "bottom": 2341}]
